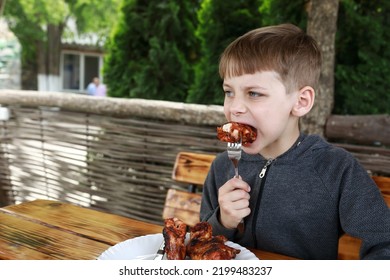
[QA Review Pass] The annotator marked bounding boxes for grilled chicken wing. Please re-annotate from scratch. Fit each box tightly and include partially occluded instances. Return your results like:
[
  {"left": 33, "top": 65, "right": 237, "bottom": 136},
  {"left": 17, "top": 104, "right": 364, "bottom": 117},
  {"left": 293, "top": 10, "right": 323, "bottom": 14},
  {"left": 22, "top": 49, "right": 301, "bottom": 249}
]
[
  {"left": 217, "top": 122, "right": 257, "bottom": 145},
  {"left": 163, "top": 217, "right": 187, "bottom": 260},
  {"left": 186, "top": 222, "right": 240, "bottom": 260}
]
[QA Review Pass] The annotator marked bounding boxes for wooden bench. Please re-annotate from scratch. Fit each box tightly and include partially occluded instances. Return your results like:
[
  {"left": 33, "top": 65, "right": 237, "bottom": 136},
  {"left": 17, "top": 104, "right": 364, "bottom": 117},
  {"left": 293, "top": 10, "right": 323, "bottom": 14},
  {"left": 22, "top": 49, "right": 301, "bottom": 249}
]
[
  {"left": 162, "top": 152, "right": 215, "bottom": 226},
  {"left": 163, "top": 151, "right": 390, "bottom": 259}
]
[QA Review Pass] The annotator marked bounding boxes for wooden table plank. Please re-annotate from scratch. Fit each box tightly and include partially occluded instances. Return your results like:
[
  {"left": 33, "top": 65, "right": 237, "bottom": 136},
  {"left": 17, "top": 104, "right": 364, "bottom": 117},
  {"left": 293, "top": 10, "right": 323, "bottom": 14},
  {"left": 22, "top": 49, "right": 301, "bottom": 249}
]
[
  {"left": 0, "top": 238, "right": 57, "bottom": 260},
  {"left": 2, "top": 199, "right": 162, "bottom": 245},
  {"left": 0, "top": 211, "right": 110, "bottom": 260},
  {"left": 1, "top": 199, "right": 296, "bottom": 260}
]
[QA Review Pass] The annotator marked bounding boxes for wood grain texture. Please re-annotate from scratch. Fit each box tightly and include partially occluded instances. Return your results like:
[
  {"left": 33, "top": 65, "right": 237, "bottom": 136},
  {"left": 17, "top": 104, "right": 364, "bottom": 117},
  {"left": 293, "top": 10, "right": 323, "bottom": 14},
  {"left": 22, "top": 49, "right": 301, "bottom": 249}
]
[
  {"left": 164, "top": 152, "right": 214, "bottom": 227},
  {"left": 326, "top": 114, "right": 390, "bottom": 146},
  {"left": 3, "top": 200, "right": 162, "bottom": 245},
  {"left": 0, "top": 199, "right": 296, "bottom": 260},
  {"left": 372, "top": 176, "right": 390, "bottom": 204},
  {"left": 337, "top": 235, "right": 361, "bottom": 260},
  {"left": 172, "top": 152, "right": 216, "bottom": 186},
  {"left": 0, "top": 211, "right": 110, "bottom": 259},
  {"left": 162, "top": 189, "right": 201, "bottom": 226}
]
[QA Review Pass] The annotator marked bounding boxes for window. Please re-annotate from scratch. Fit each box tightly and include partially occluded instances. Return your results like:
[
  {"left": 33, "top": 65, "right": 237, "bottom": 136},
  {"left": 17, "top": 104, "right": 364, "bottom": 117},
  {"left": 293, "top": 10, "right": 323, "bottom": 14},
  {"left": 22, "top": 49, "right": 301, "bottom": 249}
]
[
  {"left": 61, "top": 52, "right": 103, "bottom": 92},
  {"left": 62, "top": 53, "right": 80, "bottom": 90}
]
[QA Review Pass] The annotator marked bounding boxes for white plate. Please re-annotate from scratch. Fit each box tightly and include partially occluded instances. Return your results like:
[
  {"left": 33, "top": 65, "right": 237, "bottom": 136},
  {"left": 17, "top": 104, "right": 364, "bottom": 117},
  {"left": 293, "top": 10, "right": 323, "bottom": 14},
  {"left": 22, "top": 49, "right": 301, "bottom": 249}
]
[{"left": 97, "top": 233, "right": 258, "bottom": 260}]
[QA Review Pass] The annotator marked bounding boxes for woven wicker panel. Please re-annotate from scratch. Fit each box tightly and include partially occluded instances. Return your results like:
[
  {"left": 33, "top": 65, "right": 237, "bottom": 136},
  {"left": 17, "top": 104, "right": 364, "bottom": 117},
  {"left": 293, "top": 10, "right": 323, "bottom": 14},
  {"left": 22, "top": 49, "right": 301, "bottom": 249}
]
[{"left": 0, "top": 105, "right": 225, "bottom": 225}]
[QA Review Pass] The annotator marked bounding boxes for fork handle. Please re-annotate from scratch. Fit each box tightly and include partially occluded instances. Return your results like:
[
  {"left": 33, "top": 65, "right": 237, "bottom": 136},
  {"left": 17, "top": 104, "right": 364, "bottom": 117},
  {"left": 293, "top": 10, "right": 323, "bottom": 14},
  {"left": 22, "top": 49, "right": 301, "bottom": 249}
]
[{"left": 231, "top": 158, "right": 239, "bottom": 178}]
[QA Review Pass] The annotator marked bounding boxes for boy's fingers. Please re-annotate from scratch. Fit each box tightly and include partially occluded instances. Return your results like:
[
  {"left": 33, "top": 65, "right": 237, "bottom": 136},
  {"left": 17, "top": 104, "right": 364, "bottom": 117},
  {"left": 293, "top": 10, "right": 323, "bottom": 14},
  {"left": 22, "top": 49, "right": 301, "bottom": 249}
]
[{"left": 229, "top": 177, "right": 251, "bottom": 192}]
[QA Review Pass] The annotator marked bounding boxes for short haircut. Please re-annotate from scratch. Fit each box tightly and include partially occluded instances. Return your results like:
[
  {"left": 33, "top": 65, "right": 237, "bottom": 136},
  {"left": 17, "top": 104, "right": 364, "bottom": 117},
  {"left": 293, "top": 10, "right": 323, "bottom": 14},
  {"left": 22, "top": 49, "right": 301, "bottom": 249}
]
[{"left": 219, "top": 23, "right": 322, "bottom": 93}]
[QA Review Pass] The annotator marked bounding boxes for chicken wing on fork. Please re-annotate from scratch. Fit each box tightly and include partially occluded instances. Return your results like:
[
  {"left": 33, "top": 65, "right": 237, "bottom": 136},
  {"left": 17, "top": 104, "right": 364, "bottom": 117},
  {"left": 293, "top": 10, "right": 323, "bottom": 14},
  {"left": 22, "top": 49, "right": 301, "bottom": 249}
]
[{"left": 217, "top": 122, "right": 257, "bottom": 145}]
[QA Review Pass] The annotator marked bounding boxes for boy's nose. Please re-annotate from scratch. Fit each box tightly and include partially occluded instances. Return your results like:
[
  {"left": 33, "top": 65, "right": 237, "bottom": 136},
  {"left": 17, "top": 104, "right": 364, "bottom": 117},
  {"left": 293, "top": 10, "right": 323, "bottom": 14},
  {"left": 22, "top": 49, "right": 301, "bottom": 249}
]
[{"left": 230, "top": 98, "right": 247, "bottom": 116}]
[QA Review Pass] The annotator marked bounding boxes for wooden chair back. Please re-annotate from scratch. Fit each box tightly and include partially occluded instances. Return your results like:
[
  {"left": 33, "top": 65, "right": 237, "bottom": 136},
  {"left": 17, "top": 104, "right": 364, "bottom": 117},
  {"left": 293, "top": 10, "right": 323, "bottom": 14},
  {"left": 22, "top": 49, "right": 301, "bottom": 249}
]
[
  {"left": 171, "top": 152, "right": 216, "bottom": 191},
  {"left": 162, "top": 152, "right": 215, "bottom": 226},
  {"left": 372, "top": 175, "right": 390, "bottom": 205},
  {"left": 162, "top": 189, "right": 202, "bottom": 227}
]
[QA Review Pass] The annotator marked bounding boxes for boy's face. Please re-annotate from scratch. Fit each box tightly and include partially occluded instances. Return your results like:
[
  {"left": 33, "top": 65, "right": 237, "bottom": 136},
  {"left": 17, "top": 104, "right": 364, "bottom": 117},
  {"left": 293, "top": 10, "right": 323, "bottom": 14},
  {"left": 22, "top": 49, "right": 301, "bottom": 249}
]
[{"left": 223, "top": 71, "right": 300, "bottom": 158}]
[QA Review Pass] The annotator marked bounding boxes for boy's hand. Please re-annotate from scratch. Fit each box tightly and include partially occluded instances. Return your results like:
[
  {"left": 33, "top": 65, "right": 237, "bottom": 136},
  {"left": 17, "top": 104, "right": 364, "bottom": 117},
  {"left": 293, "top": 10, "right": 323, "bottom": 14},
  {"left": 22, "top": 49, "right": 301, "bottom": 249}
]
[{"left": 218, "top": 177, "right": 251, "bottom": 229}]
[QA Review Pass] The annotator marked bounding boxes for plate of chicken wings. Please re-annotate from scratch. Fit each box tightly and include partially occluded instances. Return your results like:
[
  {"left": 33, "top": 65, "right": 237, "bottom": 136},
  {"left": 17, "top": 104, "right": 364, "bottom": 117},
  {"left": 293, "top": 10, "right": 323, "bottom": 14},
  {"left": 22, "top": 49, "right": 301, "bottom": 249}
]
[
  {"left": 97, "top": 218, "right": 258, "bottom": 260},
  {"left": 97, "top": 233, "right": 258, "bottom": 260}
]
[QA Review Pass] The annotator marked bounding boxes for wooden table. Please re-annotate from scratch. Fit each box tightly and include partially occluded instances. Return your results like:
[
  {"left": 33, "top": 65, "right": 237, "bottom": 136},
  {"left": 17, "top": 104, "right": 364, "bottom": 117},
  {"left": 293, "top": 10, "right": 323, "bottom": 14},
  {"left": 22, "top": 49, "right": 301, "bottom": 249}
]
[{"left": 0, "top": 199, "right": 296, "bottom": 260}]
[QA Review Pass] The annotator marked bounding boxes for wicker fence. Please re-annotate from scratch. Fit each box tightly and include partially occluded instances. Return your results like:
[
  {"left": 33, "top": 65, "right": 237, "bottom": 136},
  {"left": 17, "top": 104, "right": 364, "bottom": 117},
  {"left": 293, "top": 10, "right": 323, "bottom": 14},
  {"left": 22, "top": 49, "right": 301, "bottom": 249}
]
[
  {"left": 0, "top": 90, "right": 388, "bottom": 225},
  {"left": 0, "top": 90, "right": 227, "bottom": 224}
]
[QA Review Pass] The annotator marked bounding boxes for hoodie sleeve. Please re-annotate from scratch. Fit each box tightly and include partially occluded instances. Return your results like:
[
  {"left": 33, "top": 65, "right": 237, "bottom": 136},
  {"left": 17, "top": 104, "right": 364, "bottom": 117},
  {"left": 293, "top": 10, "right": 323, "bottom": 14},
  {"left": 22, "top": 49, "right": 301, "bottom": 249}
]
[{"left": 336, "top": 152, "right": 390, "bottom": 259}]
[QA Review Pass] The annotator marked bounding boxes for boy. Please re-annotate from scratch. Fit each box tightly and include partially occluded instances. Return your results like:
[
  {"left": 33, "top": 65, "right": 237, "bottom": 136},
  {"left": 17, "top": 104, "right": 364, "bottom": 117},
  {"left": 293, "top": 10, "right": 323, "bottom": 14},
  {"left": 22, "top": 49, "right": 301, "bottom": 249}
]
[{"left": 200, "top": 23, "right": 390, "bottom": 259}]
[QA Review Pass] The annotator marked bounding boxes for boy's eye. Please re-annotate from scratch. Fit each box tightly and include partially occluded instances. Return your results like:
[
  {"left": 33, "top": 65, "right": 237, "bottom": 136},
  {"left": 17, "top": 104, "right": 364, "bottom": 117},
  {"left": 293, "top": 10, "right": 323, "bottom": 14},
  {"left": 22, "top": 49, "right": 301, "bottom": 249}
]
[
  {"left": 248, "top": 91, "right": 262, "bottom": 97},
  {"left": 224, "top": 90, "right": 234, "bottom": 97}
]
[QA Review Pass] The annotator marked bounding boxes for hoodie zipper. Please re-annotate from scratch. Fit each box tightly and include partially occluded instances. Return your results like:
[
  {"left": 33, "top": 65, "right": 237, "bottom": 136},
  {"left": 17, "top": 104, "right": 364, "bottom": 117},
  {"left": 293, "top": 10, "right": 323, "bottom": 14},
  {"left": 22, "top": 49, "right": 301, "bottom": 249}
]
[
  {"left": 251, "top": 158, "right": 274, "bottom": 246},
  {"left": 259, "top": 158, "right": 274, "bottom": 178}
]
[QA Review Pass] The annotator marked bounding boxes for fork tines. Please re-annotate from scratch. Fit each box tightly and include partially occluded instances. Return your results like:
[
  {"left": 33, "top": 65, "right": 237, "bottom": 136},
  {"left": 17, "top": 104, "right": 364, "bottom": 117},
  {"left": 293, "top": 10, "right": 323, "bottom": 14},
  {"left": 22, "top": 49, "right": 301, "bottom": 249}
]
[
  {"left": 227, "top": 141, "right": 242, "bottom": 178},
  {"left": 227, "top": 142, "right": 242, "bottom": 158}
]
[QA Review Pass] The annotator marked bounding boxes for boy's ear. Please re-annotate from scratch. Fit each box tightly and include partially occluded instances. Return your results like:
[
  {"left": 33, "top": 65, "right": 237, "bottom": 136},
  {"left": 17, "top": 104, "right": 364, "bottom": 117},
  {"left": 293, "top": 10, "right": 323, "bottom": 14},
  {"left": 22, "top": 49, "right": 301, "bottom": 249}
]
[{"left": 292, "top": 86, "right": 315, "bottom": 117}]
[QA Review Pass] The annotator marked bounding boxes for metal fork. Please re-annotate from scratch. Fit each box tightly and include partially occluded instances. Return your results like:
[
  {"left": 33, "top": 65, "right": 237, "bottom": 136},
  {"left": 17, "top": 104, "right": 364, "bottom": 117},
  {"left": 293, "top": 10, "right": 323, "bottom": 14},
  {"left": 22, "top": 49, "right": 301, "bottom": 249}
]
[
  {"left": 227, "top": 138, "right": 245, "bottom": 233},
  {"left": 227, "top": 139, "right": 242, "bottom": 178},
  {"left": 153, "top": 240, "right": 165, "bottom": 260}
]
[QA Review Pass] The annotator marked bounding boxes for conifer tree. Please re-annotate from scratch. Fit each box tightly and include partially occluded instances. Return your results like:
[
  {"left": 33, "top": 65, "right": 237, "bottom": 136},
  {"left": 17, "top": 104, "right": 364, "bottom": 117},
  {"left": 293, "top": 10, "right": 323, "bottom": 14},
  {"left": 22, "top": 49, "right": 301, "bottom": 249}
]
[
  {"left": 186, "top": 0, "right": 262, "bottom": 104},
  {"left": 104, "top": 0, "right": 199, "bottom": 101},
  {"left": 334, "top": 0, "right": 390, "bottom": 114}
]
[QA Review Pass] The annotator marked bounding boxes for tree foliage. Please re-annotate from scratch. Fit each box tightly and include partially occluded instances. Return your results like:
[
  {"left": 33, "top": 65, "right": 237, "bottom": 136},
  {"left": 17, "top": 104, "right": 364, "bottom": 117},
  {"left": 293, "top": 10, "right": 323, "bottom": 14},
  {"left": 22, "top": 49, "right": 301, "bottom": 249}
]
[
  {"left": 3, "top": 0, "right": 120, "bottom": 88},
  {"left": 69, "top": 0, "right": 121, "bottom": 37},
  {"left": 189, "top": 0, "right": 390, "bottom": 114},
  {"left": 4, "top": 0, "right": 64, "bottom": 60},
  {"left": 4, "top": 0, "right": 389, "bottom": 114},
  {"left": 259, "top": 0, "right": 307, "bottom": 28},
  {"left": 104, "top": 0, "right": 199, "bottom": 101},
  {"left": 334, "top": 0, "right": 390, "bottom": 114},
  {"left": 253, "top": 0, "right": 390, "bottom": 115},
  {"left": 5, "top": 0, "right": 120, "bottom": 50},
  {"left": 186, "top": 0, "right": 263, "bottom": 104}
]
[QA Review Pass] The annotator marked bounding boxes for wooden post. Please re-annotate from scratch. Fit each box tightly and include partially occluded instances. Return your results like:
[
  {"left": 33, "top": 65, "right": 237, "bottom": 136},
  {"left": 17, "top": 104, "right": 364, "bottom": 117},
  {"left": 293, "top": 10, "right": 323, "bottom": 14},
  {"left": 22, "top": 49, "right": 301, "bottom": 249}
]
[{"left": 325, "top": 114, "right": 390, "bottom": 146}]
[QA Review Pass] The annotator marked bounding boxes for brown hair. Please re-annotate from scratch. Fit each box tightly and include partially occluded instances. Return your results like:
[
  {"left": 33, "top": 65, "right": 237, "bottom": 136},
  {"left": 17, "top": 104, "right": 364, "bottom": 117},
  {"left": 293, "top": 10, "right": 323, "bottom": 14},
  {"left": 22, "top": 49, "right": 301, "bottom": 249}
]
[{"left": 219, "top": 23, "right": 322, "bottom": 93}]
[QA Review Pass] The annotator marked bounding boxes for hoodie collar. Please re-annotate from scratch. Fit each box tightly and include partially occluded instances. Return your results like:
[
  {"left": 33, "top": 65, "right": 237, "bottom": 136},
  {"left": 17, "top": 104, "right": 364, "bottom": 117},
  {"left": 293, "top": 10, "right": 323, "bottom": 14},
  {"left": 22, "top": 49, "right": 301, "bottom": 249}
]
[{"left": 241, "top": 133, "right": 328, "bottom": 163}]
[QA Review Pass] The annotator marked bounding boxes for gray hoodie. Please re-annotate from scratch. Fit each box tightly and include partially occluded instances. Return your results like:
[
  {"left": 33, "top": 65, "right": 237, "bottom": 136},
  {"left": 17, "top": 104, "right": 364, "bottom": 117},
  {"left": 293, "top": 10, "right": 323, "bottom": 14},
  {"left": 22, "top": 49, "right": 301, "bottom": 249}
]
[{"left": 200, "top": 134, "right": 390, "bottom": 259}]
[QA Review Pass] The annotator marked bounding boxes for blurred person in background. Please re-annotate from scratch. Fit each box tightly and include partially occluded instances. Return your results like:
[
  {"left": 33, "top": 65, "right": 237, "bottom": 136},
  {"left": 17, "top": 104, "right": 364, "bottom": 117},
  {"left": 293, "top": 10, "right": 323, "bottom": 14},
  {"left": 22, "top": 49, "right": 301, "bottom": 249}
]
[{"left": 87, "top": 77, "right": 106, "bottom": 97}]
